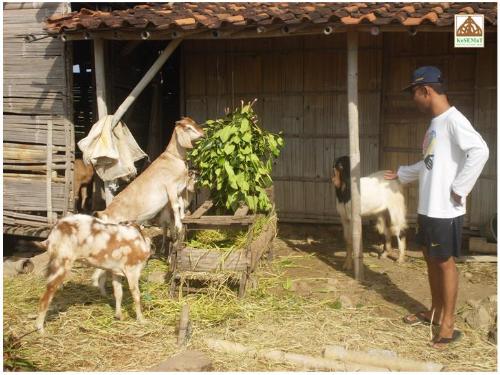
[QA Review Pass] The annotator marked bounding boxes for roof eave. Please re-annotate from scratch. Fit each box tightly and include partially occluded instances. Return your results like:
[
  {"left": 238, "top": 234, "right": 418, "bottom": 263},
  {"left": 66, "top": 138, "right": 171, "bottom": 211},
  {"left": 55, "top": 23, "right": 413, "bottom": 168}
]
[{"left": 51, "top": 23, "right": 498, "bottom": 42}]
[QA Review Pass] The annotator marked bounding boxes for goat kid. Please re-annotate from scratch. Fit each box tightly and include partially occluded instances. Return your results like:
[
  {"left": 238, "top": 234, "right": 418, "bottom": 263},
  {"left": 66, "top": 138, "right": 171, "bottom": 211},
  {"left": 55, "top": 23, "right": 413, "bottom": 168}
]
[
  {"left": 91, "top": 171, "right": 197, "bottom": 293},
  {"left": 74, "top": 159, "right": 94, "bottom": 212},
  {"left": 157, "top": 169, "right": 197, "bottom": 255},
  {"left": 35, "top": 214, "right": 151, "bottom": 333},
  {"left": 332, "top": 156, "right": 407, "bottom": 270}
]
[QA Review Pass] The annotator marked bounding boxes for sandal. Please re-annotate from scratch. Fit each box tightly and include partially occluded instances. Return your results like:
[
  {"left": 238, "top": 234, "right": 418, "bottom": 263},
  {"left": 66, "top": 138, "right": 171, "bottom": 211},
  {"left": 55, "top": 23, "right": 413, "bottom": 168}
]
[
  {"left": 431, "top": 330, "right": 463, "bottom": 348},
  {"left": 403, "top": 311, "right": 439, "bottom": 326}
]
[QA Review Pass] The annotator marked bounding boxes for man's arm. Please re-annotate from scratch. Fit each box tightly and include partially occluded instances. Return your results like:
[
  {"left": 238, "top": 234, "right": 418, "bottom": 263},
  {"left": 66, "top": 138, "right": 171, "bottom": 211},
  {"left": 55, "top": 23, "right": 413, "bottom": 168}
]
[
  {"left": 449, "top": 119, "right": 489, "bottom": 204},
  {"left": 391, "top": 160, "right": 424, "bottom": 184}
]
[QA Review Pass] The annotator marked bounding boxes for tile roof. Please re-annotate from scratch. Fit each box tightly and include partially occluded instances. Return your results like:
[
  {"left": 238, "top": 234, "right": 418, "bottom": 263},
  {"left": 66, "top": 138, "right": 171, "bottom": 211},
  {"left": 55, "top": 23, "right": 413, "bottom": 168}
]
[{"left": 45, "top": 2, "right": 497, "bottom": 35}]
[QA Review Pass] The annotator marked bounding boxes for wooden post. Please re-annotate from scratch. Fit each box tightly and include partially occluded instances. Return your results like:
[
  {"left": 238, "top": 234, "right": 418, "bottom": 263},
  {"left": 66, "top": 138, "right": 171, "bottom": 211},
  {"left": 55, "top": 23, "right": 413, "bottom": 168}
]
[
  {"left": 177, "top": 304, "right": 191, "bottom": 346},
  {"left": 110, "top": 38, "right": 182, "bottom": 128},
  {"left": 94, "top": 38, "right": 108, "bottom": 118},
  {"left": 46, "top": 119, "right": 53, "bottom": 224},
  {"left": 347, "top": 31, "right": 364, "bottom": 281},
  {"left": 93, "top": 38, "right": 112, "bottom": 207}
]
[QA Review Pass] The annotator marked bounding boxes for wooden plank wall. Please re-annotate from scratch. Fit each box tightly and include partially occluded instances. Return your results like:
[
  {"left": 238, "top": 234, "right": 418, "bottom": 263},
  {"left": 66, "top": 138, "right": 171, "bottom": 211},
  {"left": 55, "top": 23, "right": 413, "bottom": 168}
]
[
  {"left": 183, "top": 34, "right": 382, "bottom": 223},
  {"left": 470, "top": 33, "right": 497, "bottom": 228},
  {"left": 3, "top": 3, "right": 74, "bottom": 235},
  {"left": 380, "top": 32, "right": 497, "bottom": 227}
]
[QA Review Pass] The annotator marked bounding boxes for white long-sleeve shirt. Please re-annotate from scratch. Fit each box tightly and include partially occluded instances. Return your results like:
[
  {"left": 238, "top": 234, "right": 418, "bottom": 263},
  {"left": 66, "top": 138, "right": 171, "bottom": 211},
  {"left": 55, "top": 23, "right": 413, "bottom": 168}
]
[{"left": 397, "top": 106, "right": 489, "bottom": 218}]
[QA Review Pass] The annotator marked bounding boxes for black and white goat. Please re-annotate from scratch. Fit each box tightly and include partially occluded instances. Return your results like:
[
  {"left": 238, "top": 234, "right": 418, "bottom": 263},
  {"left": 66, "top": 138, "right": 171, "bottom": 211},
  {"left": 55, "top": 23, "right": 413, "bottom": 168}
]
[{"left": 332, "top": 156, "right": 407, "bottom": 270}]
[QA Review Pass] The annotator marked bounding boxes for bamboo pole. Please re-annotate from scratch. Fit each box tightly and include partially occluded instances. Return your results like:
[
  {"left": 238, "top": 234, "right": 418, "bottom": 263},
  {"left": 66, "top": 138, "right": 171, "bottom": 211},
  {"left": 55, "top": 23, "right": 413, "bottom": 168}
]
[
  {"left": 323, "top": 345, "right": 443, "bottom": 372},
  {"left": 110, "top": 38, "right": 182, "bottom": 128},
  {"left": 93, "top": 38, "right": 108, "bottom": 208},
  {"left": 94, "top": 38, "right": 108, "bottom": 118},
  {"left": 347, "top": 31, "right": 364, "bottom": 280},
  {"left": 205, "top": 339, "right": 386, "bottom": 371}
]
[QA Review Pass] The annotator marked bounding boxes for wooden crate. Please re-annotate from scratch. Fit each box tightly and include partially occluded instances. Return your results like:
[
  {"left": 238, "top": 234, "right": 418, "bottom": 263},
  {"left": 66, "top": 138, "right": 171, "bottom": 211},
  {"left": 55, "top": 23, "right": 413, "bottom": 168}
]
[{"left": 169, "top": 200, "right": 277, "bottom": 298}]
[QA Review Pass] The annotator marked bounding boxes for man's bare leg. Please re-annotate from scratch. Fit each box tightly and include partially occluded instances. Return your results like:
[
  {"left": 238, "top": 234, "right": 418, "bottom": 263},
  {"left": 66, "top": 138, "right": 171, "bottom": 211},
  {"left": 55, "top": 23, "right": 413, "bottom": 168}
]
[
  {"left": 405, "top": 247, "right": 442, "bottom": 324},
  {"left": 423, "top": 248, "right": 443, "bottom": 324},
  {"left": 432, "top": 256, "right": 459, "bottom": 346}
]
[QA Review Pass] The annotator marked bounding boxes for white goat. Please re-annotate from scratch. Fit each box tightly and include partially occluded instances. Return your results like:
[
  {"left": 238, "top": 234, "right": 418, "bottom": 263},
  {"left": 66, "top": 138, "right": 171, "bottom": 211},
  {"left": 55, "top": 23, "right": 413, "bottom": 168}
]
[
  {"left": 95, "top": 116, "right": 204, "bottom": 231},
  {"left": 332, "top": 156, "right": 407, "bottom": 270},
  {"left": 35, "top": 214, "right": 151, "bottom": 333}
]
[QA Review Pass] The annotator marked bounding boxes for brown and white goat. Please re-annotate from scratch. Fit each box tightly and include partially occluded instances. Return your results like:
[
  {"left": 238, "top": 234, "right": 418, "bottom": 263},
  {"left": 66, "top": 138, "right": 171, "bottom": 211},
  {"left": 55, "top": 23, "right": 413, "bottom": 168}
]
[
  {"left": 35, "top": 214, "right": 151, "bottom": 333},
  {"left": 91, "top": 170, "right": 197, "bottom": 291},
  {"left": 74, "top": 159, "right": 94, "bottom": 212},
  {"left": 332, "top": 156, "right": 407, "bottom": 270}
]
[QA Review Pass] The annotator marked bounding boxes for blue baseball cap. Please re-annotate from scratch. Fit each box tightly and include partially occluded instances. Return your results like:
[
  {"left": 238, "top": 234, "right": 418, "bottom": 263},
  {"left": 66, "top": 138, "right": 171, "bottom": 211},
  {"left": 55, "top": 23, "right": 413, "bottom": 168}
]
[{"left": 403, "top": 66, "right": 443, "bottom": 92}]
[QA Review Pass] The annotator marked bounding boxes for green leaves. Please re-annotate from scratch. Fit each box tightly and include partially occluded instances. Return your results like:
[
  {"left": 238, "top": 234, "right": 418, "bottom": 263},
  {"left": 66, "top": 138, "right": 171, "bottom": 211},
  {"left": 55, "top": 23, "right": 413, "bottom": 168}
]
[
  {"left": 188, "top": 100, "right": 285, "bottom": 213},
  {"left": 224, "top": 144, "right": 235, "bottom": 155}
]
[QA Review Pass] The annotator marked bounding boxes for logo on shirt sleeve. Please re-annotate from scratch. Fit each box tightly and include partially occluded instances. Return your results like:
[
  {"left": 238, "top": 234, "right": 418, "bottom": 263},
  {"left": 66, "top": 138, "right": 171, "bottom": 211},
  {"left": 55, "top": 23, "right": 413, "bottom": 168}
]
[{"left": 422, "top": 130, "right": 436, "bottom": 170}]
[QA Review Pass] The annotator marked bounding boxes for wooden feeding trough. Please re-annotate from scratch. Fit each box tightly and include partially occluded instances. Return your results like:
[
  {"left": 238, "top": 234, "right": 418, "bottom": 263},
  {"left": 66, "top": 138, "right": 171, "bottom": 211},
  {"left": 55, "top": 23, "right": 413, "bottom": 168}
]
[{"left": 168, "top": 197, "right": 277, "bottom": 298}]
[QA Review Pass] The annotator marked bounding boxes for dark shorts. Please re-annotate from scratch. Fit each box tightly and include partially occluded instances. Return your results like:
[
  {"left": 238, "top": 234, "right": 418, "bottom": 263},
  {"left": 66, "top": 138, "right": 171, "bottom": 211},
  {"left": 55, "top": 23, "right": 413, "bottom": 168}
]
[{"left": 416, "top": 214, "right": 464, "bottom": 258}]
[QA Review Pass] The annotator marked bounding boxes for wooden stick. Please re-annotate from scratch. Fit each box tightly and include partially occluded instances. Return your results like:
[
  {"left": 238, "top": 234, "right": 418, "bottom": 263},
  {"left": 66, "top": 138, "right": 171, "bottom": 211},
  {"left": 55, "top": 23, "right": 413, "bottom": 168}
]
[
  {"left": 46, "top": 119, "right": 54, "bottom": 224},
  {"left": 189, "top": 200, "right": 214, "bottom": 219},
  {"left": 177, "top": 304, "right": 190, "bottom": 346},
  {"left": 323, "top": 345, "right": 443, "bottom": 372},
  {"left": 233, "top": 205, "right": 249, "bottom": 218},
  {"left": 4, "top": 211, "right": 50, "bottom": 222},
  {"left": 456, "top": 255, "right": 497, "bottom": 263},
  {"left": 110, "top": 38, "right": 182, "bottom": 128},
  {"left": 347, "top": 31, "right": 363, "bottom": 280},
  {"left": 205, "top": 339, "right": 387, "bottom": 371}
]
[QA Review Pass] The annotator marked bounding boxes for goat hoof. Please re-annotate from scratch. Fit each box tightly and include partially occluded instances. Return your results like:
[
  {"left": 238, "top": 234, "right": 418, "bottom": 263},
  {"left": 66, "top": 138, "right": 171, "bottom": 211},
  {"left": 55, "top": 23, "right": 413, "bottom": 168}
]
[
  {"left": 115, "top": 314, "right": 124, "bottom": 321},
  {"left": 397, "top": 257, "right": 405, "bottom": 264},
  {"left": 137, "top": 316, "right": 146, "bottom": 324},
  {"left": 35, "top": 323, "right": 45, "bottom": 334}
]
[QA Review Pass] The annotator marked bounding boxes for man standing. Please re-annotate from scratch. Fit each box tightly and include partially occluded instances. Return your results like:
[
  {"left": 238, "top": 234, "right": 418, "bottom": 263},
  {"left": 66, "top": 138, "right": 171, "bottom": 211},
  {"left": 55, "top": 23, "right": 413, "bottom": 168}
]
[{"left": 384, "top": 66, "right": 489, "bottom": 349}]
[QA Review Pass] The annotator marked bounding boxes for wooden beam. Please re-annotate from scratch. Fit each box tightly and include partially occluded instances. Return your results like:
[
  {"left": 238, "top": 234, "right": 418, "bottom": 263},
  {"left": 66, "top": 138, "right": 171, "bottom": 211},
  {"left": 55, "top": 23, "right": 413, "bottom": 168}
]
[
  {"left": 110, "top": 38, "right": 183, "bottom": 128},
  {"left": 57, "top": 24, "right": 495, "bottom": 41},
  {"left": 93, "top": 38, "right": 108, "bottom": 117},
  {"left": 347, "top": 31, "right": 364, "bottom": 281}
]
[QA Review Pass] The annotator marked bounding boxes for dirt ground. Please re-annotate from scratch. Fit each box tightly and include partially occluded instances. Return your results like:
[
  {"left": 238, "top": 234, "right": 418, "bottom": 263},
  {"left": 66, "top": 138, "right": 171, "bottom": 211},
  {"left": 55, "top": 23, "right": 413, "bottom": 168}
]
[
  {"left": 275, "top": 223, "right": 497, "bottom": 317},
  {"left": 3, "top": 223, "right": 497, "bottom": 371}
]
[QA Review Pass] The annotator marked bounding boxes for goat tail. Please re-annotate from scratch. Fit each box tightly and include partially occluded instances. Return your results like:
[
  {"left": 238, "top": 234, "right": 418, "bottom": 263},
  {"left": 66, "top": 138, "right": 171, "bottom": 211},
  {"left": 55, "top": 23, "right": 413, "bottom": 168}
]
[
  {"left": 375, "top": 214, "right": 387, "bottom": 235},
  {"left": 32, "top": 239, "right": 48, "bottom": 251}
]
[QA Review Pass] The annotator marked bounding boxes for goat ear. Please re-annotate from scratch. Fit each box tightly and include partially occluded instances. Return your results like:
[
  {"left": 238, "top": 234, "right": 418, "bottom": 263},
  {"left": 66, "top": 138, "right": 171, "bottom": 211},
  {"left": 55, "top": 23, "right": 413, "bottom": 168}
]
[{"left": 176, "top": 126, "right": 193, "bottom": 149}]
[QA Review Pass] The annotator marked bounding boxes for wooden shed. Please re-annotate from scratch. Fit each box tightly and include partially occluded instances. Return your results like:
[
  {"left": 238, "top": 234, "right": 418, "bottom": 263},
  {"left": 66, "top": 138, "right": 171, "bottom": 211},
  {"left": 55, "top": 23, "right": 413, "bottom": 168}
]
[
  {"left": 4, "top": 2, "right": 74, "bottom": 237},
  {"left": 4, "top": 2, "right": 497, "bottom": 238}
]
